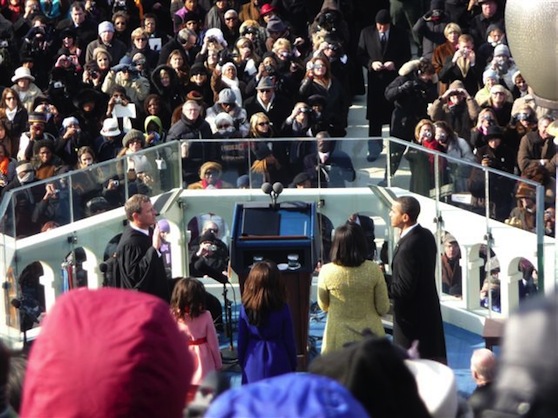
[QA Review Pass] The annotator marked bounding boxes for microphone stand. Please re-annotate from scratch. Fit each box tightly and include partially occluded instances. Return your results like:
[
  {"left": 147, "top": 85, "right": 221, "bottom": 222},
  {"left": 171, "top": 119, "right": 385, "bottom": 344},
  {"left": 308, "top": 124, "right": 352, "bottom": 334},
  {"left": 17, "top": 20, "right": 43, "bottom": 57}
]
[{"left": 220, "top": 282, "right": 238, "bottom": 369}]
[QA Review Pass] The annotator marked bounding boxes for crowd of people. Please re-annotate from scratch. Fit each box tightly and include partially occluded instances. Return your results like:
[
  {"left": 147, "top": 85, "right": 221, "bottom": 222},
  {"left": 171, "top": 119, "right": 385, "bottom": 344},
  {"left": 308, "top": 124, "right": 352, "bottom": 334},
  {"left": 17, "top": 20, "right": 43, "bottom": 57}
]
[{"left": 0, "top": 0, "right": 555, "bottom": 238}]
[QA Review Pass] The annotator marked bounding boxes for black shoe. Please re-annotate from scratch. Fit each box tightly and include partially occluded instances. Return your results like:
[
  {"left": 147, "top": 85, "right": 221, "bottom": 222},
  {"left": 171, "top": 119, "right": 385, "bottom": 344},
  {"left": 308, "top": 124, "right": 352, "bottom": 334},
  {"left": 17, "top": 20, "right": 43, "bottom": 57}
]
[
  {"left": 377, "top": 179, "right": 387, "bottom": 187},
  {"left": 366, "top": 154, "right": 379, "bottom": 162}
]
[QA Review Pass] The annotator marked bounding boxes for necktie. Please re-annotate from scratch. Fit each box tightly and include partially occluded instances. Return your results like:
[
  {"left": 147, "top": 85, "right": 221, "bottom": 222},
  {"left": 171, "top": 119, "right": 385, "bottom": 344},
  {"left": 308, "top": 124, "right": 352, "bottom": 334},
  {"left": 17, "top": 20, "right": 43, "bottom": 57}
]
[{"left": 380, "top": 33, "right": 387, "bottom": 52}]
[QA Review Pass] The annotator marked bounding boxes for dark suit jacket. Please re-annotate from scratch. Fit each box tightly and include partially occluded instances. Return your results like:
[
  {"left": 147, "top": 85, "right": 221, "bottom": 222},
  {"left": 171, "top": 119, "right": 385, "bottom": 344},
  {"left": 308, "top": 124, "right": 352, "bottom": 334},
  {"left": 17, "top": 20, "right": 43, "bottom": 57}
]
[
  {"left": 390, "top": 224, "right": 447, "bottom": 362},
  {"left": 357, "top": 25, "right": 411, "bottom": 122},
  {"left": 116, "top": 225, "right": 170, "bottom": 302}
]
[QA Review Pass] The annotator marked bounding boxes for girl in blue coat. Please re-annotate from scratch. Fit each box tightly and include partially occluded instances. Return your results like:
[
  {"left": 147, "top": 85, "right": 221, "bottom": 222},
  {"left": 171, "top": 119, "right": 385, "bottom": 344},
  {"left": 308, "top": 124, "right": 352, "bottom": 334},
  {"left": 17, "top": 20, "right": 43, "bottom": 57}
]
[{"left": 237, "top": 260, "right": 297, "bottom": 384}]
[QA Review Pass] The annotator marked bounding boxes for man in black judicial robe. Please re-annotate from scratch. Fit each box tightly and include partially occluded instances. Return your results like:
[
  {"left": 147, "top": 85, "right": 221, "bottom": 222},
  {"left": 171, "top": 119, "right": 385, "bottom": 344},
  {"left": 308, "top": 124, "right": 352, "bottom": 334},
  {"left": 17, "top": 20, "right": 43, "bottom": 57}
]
[
  {"left": 389, "top": 196, "right": 447, "bottom": 363},
  {"left": 116, "top": 194, "right": 170, "bottom": 302}
]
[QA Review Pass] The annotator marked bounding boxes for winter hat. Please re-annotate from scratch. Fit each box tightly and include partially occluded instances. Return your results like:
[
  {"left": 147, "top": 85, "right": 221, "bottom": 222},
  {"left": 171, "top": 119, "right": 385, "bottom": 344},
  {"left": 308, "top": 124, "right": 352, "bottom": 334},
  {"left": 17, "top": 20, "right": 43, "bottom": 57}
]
[
  {"left": 204, "top": 28, "right": 227, "bottom": 47},
  {"left": 490, "top": 84, "right": 507, "bottom": 95},
  {"left": 98, "top": 21, "right": 114, "bottom": 34},
  {"left": 266, "top": 17, "right": 286, "bottom": 33},
  {"left": 485, "top": 125, "right": 505, "bottom": 141},
  {"left": 442, "top": 233, "right": 458, "bottom": 246},
  {"left": 157, "top": 219, "right": 170, "bottom": 233},
  {"left": 375, "top": 9, "right": 391, "bottom": 24},
  {"left": 62, "top": 117, "right": 79, "bottom": 129},
  {"left": 214, "top": 112, "right": 234, "bottom": 127},
  {"left": 218, "top": 88, "right": 236, "bottom": 104},
  {"left": 16, "top": 162, "right": 33, "bottom": 175},
  {"left": 205, "top": 373, "right": 369, "bottom": 418},
  {"left": 291, "top": 172, "right": 310, "bottom": 187},
  {"left": 236, "top": 174, "right": 250, "bottom": 188},
  {"left": 20, "top": 288, "right": 194, "bottom": 418},
  {"left": 483, "top": 68, "right": 499, "bottom": 84},
  {"left": 221, "top": 61, "right": 237, "bottom": 75},
  {"left": 431, "top": 0, "right": 444, "bottom": 10},
  {"left": 254, "top": 143, "right": 272, "bottom": 160},
  {"left": 493, "top": 44, "right": 510, "bottom": 57},
  {"left": 123, "top": 128, "right": 145, "bottom": 148},
  {"left": 190, "top": 62, "right": 208, "bottom": 76},
  {"left": 199, "top": 161, "right": 222, "bottom": 178}
]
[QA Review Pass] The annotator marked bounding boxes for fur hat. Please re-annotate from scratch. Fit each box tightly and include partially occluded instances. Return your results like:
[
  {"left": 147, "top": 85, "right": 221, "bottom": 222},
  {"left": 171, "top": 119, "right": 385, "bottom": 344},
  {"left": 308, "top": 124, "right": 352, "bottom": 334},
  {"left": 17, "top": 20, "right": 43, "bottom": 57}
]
[
  {"left": 16, "top": 162, "right": 33, "bottom": 175},
  {"left": 483, "top": 69, "right": 499, "bottom": 84},
  {"left": 204, "top": 28, "right": 227, "bottom": 47},
  {"left": 122, "top": 129, "right": 145, "bottom": 148},
  {"left": 199, "top": 161, "right": 222, "bottom": 178},
  {"left": 214, "top": 112, "right": 234, "bottom": 127}
]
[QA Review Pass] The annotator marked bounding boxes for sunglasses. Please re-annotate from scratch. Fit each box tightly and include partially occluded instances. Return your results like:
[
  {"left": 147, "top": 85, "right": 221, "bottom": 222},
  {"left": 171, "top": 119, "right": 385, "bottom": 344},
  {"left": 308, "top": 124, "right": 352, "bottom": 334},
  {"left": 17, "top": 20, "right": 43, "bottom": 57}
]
[
  {"left": 259, "top": 89, "right": 272, "bottom": 93},
  {"left": 257, "top": 121, "right": 270, "bottom": 126}
]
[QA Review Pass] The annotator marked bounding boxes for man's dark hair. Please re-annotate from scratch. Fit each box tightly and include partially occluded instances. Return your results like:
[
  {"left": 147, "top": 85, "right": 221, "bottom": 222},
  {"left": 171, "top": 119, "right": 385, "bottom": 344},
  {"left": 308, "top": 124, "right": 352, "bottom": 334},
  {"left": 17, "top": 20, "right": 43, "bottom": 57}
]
[{"left": 397, "top": 196, "right": 421, "bottom": 223}]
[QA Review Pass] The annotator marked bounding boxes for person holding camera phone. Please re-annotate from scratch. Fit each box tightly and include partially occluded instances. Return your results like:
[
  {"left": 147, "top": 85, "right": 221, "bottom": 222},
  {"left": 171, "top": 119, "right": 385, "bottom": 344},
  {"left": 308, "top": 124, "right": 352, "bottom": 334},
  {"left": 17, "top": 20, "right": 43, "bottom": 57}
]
[{"left": 429, "top": 79, "right": 480, "bottom": 143}]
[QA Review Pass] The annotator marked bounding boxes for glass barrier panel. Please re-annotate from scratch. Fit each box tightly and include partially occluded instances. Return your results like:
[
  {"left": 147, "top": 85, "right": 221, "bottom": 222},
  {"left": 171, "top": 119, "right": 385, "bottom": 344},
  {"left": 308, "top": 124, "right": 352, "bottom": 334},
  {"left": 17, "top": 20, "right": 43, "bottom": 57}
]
[{"left": 0, "top": 192, "right": 16, "bottom": 238}]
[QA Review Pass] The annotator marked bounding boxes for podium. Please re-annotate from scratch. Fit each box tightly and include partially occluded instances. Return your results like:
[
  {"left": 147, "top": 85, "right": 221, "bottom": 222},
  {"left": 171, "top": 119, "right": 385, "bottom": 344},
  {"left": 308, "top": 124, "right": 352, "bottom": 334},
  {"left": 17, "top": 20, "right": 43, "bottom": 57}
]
[{"left": 230, "top": 201, "right": 318, "bottom": 369}]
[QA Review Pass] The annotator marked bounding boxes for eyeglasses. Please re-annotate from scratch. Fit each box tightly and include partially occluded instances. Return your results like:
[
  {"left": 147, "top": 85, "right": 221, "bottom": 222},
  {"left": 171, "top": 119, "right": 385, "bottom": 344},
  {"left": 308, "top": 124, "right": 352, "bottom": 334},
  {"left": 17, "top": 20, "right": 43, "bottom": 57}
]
[
  {"left": 217, "top": 124, "right": 232, "bottom": 129},
  {"left": 225, "top": 17, "right": 237, "bottom": 21},
  {"left": 208, "top": 228, "right": 219, "bottom": 233},
  {"left": 259, "top": 89, "right": 272, "bottom": 93},
  {"left": 257, "top": 121, "right": 270, "bottom": 126},
  {"left": 135, "top": 37, "right": 147, "bottom": 42},
  {"left": 5, "top": 97, "right": 15, "bottom": 100},
  {"left": 314, "top": 64, "right": 325, "bottom": 69},
  {"left": 115, "top": 21, "right": 126, "bottom": 25}
]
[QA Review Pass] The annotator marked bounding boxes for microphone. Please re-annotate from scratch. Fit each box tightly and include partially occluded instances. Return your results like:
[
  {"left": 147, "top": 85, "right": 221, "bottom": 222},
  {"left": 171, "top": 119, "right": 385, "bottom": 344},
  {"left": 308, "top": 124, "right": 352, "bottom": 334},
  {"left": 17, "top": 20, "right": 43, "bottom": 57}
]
[
  {"left": 261, "top": 182, "right": 273, "bottom": 195},
  {"left": 272, "top": 182, "right": 283, "bottom": 195}
]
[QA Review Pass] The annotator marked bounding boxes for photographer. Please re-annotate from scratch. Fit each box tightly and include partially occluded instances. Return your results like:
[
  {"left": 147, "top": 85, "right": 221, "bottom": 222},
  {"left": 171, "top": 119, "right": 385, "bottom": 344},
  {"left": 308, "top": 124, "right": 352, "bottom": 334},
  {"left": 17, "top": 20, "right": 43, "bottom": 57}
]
[
  {"left": 384, "top": 58, "right": 438, "bottom": 179},
  {"left": 189, "top": 230, "right": 229, "bottom": 284},
  {"left": 439, "top": 34, "right": 481, "bottom": 97},
  {"left": 54, "top": 117, "right": 90, "bottom": 166},
  {"left": 429, "top": 79, "right": 480, "bottom": 143},
  {"left": 101, "top": 57, "right": 150, "bottom": 107}
]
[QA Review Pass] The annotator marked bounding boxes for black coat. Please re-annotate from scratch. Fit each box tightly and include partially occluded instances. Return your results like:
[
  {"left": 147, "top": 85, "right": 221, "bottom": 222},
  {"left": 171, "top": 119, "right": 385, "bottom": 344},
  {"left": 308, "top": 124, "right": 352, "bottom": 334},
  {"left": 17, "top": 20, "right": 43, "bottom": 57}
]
[
  {"left": 116, "top": 225, "right": 170, "bottom": 302},
  {"left": 357, "top": 25, "right": 411, "bottom": 123},
  {"left": 385, "top": 74, "right": 438, "bottom": 141},
  {"left": 390, "top": 224, "right": 447, "bottom": 362}
]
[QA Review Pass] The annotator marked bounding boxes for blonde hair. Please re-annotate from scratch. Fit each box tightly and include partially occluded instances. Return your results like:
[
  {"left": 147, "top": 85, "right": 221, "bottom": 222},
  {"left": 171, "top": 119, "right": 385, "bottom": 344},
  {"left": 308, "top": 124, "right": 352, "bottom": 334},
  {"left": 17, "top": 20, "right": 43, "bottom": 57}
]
[
  {"left": 131, "top": 27, "right": 147, "bottom": 41},
  {"left": 272, "top": 38, "right": 291, "bottom": 54},
  {"left": 444, "top": 23, "right": 462, "bottom": 39}
]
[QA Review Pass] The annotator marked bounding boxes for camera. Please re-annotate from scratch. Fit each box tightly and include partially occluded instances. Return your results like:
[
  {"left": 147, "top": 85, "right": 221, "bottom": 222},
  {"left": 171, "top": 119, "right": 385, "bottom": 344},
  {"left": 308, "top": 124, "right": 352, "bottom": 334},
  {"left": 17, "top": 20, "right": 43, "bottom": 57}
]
[
  {"left": 424, "top": 131, "right": 432, "bottom": 138},
  {"left": 264, "top": 64, "right": 275, "bottom": 75},
  {"left": 206, "top": 36, "right": 217, "bottom": 43},
  {"left": 114, "top": 97, "right": 122, "bottom": 104},
  {"left": 0, "top": 40, "right": 8, "bottom": 48},
  {"left": 53, "top": 189, "right": 60, "bottom": 196},
  {"left": 299, "top": 107, "right": 312, "bottom": 114},
  {"left": 112, "top": 180, "right": 120, "bottom": 187},
  {"left": 209, "top": 244, "right": 217, "bottom": 252},
  {"left": 89, "top": 70, "right": 99, "bottom": 79}
]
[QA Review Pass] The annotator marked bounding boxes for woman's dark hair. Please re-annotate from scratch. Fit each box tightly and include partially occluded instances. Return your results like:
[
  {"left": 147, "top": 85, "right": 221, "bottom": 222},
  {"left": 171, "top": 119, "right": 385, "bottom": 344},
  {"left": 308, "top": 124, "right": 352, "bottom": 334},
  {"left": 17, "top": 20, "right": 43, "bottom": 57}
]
[
  {"left": 241, "top": 260, "right": 286, "bottom": 326},
  {"left": 330, "top": 223, "right": 367, "bottom": 267},
  {"left": 170, "top": 276, "right": 206, "bottom": 319}
]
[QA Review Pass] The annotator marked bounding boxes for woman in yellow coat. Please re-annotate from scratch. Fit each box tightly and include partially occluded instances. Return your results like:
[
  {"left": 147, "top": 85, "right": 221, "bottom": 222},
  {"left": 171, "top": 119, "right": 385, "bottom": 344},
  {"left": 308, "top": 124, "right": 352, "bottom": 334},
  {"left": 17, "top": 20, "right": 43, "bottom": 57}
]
[{"left": 318, "top": 222, "right": 390, "bottom": 354}]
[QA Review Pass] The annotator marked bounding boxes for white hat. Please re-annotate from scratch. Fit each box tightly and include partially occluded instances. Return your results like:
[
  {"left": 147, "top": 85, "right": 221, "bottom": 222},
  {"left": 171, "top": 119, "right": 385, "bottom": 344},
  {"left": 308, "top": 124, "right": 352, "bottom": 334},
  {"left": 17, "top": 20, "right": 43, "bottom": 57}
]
[
  {"left": 12, "top": 66, "right": 35, "bottom": 82},
  {"left": 62, "top": 117, "right": 79, "bottom": 129},
  {"left": 98, "top": 21, "right": 114, "bottom": 34},
  {"left": 405, "top": 359, "right": 459, "bottom": 418},
  {"left": 100, "top": 118, "right": 121, "bottom": 137}
]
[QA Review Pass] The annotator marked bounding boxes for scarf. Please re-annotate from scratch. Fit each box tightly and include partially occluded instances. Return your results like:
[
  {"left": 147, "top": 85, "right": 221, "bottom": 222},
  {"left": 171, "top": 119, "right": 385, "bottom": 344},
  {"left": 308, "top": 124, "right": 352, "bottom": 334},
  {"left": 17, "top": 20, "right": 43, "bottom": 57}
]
[
  {"left": 220, "top": 76, "right": 242, "bottom": 107},
  {"left": 0, "top": 156, "right": 8, "bottom": 175}
]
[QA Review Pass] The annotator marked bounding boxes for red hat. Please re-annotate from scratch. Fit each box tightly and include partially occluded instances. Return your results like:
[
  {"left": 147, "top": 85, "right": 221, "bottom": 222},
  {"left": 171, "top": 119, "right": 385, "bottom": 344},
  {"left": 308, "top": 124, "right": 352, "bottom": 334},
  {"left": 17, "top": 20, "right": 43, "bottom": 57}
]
[
  {"left": 260, "top": 3, "right": 276, "bottom": 16},
  {"left": 21, "top": 288, "right": 194, "bottom": 418}
]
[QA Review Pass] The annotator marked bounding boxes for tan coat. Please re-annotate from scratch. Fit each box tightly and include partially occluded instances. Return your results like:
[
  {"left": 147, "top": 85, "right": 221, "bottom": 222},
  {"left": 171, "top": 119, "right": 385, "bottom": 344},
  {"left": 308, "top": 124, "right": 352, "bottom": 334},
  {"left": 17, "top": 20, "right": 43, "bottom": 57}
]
[{"left": 318, "top": 260, "right": 390, "bottom": 354}]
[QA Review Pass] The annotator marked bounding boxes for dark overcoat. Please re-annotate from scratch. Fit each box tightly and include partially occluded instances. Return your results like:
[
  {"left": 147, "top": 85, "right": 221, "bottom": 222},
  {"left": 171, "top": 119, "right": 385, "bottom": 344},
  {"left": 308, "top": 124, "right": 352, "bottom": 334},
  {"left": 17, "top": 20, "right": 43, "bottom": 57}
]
[{"left": 390, "top": 224, "right": 447, "bottom": 362}]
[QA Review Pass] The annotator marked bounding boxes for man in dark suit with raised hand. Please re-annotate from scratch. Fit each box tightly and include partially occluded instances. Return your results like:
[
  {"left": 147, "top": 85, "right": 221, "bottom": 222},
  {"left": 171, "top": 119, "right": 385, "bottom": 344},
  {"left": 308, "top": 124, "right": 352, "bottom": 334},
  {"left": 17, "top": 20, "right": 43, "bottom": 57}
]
[
  {"left": 389, "top": 196, "right": 447, "bottom": 363},
  {"left": 116, "top": 194, "right": 170, "bottom": 302}
]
